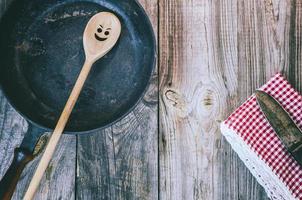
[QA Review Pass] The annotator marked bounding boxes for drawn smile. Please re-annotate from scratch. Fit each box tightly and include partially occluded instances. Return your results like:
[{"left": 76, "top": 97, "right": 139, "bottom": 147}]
[{"left": 95, "top": 33, "right": 108, "bottom": 41}]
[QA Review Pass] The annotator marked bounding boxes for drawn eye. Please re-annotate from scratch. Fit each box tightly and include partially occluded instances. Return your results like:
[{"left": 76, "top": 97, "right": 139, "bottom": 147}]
[
  {"left": 97, "top": 28, "right": 102, "bottom": 33},
  {"left": 104, "top": 31, "right": 110, "bottom": 36}
]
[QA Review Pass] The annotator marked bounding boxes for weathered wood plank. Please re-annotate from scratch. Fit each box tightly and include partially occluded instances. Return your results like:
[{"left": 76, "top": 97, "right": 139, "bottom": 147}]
[
  {"left": 0, "top": 1, "right": 77, "bottom": 199},
  {"left": 12, "top": 134, "right": 76, "bottom": 200},
  {"left": 287, "top": 0, "right": 302, "bottom": 90},
  {"left": 0, "top": 91, "right": 28, "bottom": 182},
  {"left": 159, "top": 0, "right": 295, "bottom": 199},
  {"left": 76, "top": 129, "right": 113, "bottom": 199},
  {"left": 0, "top": 92, "right": 77, "bottom": 200},
  {"left": 159, "top": 1, "right": 225, "bottom": 199},
  {"left": 76, "top": 0, "right": 158, "bottom": 199},
  {"left": 218, "top": 0, "right": 283, "bottom": 199},
  {"left": 1, "top": 0, "right": 300, "bottom": 199}
]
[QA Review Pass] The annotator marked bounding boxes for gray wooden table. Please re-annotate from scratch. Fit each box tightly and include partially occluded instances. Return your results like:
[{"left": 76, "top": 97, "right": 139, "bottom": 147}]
[{"left": 1, "top": 0, "right": 301, "bottom": 199}]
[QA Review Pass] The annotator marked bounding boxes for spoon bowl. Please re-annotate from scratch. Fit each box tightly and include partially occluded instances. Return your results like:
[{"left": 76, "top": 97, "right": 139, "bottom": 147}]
[{"left": 83, "top": 12, "right": 121, "bottom": 62}]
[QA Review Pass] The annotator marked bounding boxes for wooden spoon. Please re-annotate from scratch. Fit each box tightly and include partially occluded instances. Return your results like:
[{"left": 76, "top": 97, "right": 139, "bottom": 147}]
[{"left": 24, "top": 12, "right": 121, "bottom": 200}]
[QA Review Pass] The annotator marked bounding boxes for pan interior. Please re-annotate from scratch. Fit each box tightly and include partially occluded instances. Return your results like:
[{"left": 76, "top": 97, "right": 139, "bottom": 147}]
[{"left": 0, "top": 0, "right": 155, "bottom": 132}]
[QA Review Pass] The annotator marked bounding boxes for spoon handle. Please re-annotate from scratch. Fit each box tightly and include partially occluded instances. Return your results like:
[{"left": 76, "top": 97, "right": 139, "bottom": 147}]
[{"left": 23, "top": 60, "right": 93, "bottom": 200}]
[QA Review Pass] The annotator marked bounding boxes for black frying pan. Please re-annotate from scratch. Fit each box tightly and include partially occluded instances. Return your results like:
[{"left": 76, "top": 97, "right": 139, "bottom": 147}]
[{"left": 0, "top": 0, "right": 156, "bottom": 198}]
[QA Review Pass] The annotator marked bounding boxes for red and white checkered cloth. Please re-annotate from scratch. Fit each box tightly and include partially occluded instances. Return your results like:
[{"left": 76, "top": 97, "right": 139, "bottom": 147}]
[{"left": 221, "top": 73, "right": 302, "bottom": 200}]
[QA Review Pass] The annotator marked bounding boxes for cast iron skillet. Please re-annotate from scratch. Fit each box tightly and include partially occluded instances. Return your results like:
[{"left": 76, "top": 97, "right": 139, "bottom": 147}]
[{"left": 0, "top": 0, "right": 156, "bottom": 198}]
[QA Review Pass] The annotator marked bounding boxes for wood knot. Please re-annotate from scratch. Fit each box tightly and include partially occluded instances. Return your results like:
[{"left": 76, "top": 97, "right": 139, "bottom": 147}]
[
  {"left": 192, "top": 86, "right": 217, "bottom": 118},
  {"left": 163, "top": 89, "right": 189, "bottom": 117},
  {"left": 190, "top": 84, "right": 226, "bottom": 132},
  {"left": 264, "top": 0, "right": 279, "bottom": 28},
  {"left": 164, "top": 90, "right": 185, "bottom": 107},
  {"left": 203, "top": 90, "right": 213, "bottom": 107}
]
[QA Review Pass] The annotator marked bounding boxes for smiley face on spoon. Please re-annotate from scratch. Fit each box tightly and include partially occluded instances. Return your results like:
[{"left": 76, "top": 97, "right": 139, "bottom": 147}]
[
  {"left": 83, "top": 12, "right": 121, "bottom": 61},
  {"left": 95, "top": 25, "right": 111, "bottom": 41}
]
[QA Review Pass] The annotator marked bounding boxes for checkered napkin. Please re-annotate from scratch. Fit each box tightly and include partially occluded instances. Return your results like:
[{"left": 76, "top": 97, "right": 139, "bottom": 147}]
[{"left": 220, "top": 73, "right": 302, "bottom": 200}]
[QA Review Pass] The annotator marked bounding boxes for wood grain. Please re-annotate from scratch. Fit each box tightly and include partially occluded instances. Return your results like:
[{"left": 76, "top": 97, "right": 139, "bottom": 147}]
[
  {"left": 12, "top": 134, "right": 76, "bottom": 200},
  {"left": 76, "top": 0, "right": 158, "bottom": 199},
  {"left": 1, "top": 0, "right": 302, "bottom": 199},
  {"left": 288, "top": 0, "right": 302, "bottom": 91},
  {"left": 0, "top": 91, "right": 77, "bottom": 200},
  {"left": 158, "top": 0, "right": 295, "bottom": 199},
  {"left": 0, "top": 92, "right": 27, "bottom": 182}
]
